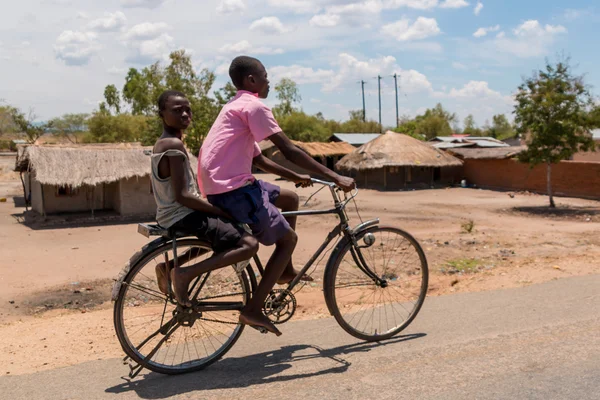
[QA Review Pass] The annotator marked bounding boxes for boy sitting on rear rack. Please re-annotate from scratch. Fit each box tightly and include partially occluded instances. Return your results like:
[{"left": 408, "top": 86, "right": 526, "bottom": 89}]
[{"left": 150, "top": 90, "right": 259, "bottom": 307}]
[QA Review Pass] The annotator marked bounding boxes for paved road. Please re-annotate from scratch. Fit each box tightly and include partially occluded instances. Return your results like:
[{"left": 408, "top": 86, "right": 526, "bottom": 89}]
[{"left": 2, "top": 275, "right": 600, "bottom": 399}]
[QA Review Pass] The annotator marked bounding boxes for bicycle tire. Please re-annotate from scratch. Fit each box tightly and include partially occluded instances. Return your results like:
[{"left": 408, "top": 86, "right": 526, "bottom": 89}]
[
  {"left": 324, "top": 226, "right": 428, "bottom": 342},
  {"left": 114, "top": 238, "right": 250, "bottom": 375}
]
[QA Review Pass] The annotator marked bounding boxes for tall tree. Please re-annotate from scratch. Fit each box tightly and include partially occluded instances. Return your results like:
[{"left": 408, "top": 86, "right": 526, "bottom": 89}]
[
  {"left": 10, "top": 108, "right": 46, "bottom": 143},
  {"left": 489, "top": 114, "right": 514, "bottom": 139},
  {"left": 463, "top": 114, "right": 481, "bottom": 136},
  {"left": 47, "top": 113, "right": 90, "bottom": 143},
  {"left": 414, "top": 103, "right": 457, "bottom": 140},
  {"left": 103, "top": 85, "right": 121, "bottom": 115},
  {"left": 515, "top": 58, "right": 597, "bottom": 208},
  {"left": 273, "top": 78, "right": 301, "bottom": 117}
]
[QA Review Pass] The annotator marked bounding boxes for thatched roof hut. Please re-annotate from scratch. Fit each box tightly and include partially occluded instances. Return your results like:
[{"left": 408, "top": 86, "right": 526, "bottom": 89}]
[
  {"left": 15, "top": 144, "right": 198, "bottom": 218},
  {"left": 15, "top": 143, "right": 198, "bottom": 187},
  {"left": 336, "top": 131, "right": 462, "bottom": 171},
  {"left": 335, "top": 131, "right": 463, "bottom": 190}
]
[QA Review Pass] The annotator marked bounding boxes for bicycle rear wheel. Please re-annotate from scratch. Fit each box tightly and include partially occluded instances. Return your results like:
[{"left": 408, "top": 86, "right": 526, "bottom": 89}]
[
  {"left": 324, "top": 226, "right": 428, "bottom": 342},
  {"left": 114, "top": 238, "right": 250, "bottom": 375}
]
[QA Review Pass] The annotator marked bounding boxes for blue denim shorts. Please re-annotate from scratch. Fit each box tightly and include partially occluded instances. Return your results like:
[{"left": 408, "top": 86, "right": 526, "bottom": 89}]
[{"left": 207, "top": 180, "right": 290, "bottom": 246}]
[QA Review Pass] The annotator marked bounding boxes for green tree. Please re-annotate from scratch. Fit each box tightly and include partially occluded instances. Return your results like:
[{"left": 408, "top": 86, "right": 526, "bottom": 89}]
[
  {"left": 273, "top": 78, "right": 301, "bottom": 118},
  {"left": 0, "top": 105, "right": 19, "bottom": 136},
  {"left": 463, "top": 114, "right": 482, "bottom": 136},
  {"left": 47, "top": 113, "right": 90, "bottom": 143},
  {"left": 277, "top": 111, "right": 331, "bottom": 142},
  {"left": 515, "top": 58, "right": 597, "bottom": 208},
  {"left": 103, "top": 85, "right": 121, "bottom": 115},
  {"left": 413, "top": 103, "right": 457, "bottom": 140},
  {"left": 214, "top": 82, "right": 237, "bottom": 106},
  {"left": 488, "top": 114, "right": 515, "bottom": 139},
  {"left": 10, "top": 108, "right": 46, "bottom": 143},
  {"left": 87, "top": 112, "right": 149, "bottom": 143},
  {"left": 336, "top": 110, "right": 382, "bottom": 133}
]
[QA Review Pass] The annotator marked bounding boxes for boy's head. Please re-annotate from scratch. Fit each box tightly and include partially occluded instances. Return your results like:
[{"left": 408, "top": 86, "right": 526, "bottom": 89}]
[
  {"left": 158, "top": 90, "right": 192, "bottom": 131},
  {"left": 229, "top": 56, "right": 270, "bottom": 99}
]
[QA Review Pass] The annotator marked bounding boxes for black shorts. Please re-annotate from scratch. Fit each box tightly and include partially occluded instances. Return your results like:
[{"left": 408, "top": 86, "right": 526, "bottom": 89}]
[{"left": 171, "top": 211, "right": 244, "bottom": 253}]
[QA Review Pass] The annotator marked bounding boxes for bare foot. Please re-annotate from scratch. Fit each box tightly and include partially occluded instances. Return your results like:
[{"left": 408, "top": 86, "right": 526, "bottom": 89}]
[
  {"left": 239, "top": 311, "right": 282, "bottom": 336},
  {"left": 170, "top": 268, "right": 192, "bottom": 307},
  {"left": 277, "top": 269, "right": 314, "bottom": 285},
  {"left": 155, "top": 263, "right": 171, "bottom": 295}
]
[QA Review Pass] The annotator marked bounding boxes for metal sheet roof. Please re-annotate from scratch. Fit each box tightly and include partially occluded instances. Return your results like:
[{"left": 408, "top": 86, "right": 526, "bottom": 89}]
[
  {"left": 331, "top": 133, "right": 381, "bottom": 146},
  {"left": 593, "top": 129, "right": 600, "bottom": 140}
]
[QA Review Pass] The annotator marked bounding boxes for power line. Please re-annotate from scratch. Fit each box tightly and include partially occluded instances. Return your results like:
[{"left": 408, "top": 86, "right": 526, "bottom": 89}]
[{"left": 393, "top": 73, "right": 399, "bottom": 128}]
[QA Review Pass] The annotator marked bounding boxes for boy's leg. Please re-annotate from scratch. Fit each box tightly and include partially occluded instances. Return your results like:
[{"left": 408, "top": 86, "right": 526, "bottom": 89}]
[
  {"left": 239, "top": 227, "right": 296, "bottom": 336},
  {"left": 171, "top": 233, "right": 258, "bottom": 307},
  {"left": 274, "top": 188, "right": 314, "bottom": 284},
  {"left": 156, "top": 247, "right": 208, "bottom": 295}
]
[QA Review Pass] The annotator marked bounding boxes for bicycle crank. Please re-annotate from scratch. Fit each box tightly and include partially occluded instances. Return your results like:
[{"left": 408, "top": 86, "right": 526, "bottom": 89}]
[{"left": 263, "top": 289, "right": 297, "bottom": 324}]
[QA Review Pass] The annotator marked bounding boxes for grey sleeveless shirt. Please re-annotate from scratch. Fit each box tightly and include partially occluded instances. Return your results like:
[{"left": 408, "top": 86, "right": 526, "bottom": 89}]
[{"left": 150, "top": 149, "right": 198, "bottom": 228}]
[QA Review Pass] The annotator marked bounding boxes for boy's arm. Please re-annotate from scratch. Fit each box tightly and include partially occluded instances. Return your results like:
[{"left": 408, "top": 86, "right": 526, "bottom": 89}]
[
  {"left": 268, "top": 132, "right": 355, "bottom": 191},
  {"left": 252, "top": 153, "right": 312, "bottom": 187},
  {"left": 166, "top": 142, "right": 232, "bottom": 219}
]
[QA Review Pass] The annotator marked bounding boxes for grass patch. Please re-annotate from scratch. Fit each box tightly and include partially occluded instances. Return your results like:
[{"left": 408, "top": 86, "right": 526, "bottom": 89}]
[
  {"left": 460, "top": 219, "right": 475, "bottom": 234},
  {"left": 442, "top": 258, "right": 481, "bottom": 275}
]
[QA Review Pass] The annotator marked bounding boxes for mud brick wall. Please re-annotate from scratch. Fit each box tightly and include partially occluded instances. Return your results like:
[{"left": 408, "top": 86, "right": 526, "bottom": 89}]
[{"left": 463, "top": 159, "right": 600, "bottom": 200}]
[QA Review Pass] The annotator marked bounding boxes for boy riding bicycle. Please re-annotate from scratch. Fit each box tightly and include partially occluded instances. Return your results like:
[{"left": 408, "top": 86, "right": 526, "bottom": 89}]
[{"left": 199, "top": 56, "right": 355, "bottom": 336}]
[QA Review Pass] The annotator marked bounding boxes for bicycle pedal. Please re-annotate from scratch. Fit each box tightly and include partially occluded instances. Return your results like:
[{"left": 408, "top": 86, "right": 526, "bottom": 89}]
[{"left": 249, "top": 325, "right": 269, "bottom": 334}]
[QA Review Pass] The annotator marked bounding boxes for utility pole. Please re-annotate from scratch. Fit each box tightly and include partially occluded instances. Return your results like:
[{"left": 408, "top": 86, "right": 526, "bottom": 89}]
[
  {"left": 360, "top": 80, "right": 366, "bottom": 122},
  {"left": 377, "top": 75, "right": 382, "bottom": 132},
  {"left": 393, "top": 73, "right": 399, "bottom": 128}
]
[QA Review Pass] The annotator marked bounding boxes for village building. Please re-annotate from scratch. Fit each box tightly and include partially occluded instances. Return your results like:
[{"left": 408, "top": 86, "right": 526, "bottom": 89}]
[
  {"left": 429, "top": 136, "right": 510, "bottom": 149},
  {"left": 329, "top": 133, "right": 382, "bottom": 147},
  {"left": 14, "top": 143, "right": 192, "bottom": 218},
  {"left": 258, "top": 140, "right": 356, "bottom": 174},
  {"left": 336, "top": 131, "right": 463, "bottom": 190}
]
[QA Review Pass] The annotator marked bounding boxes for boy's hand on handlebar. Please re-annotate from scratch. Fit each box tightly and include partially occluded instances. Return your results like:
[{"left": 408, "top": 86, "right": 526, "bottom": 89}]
[
  {"left": 334, "top": 175, "right": 356, "bottom": 192},
  {"left": 293, "top": 174, "right": 313, "bottom": 188}
]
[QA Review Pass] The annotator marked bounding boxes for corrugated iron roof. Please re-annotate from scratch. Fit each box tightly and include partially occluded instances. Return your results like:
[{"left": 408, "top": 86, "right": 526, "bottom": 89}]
[
  {"left": 592, "top": 129, "right": 600, "bottom": 140},
  {"left": 330, "top": 133, "right": 381, "bottom": 146},
  {"left": 429, "top": 136, "right": 509, "bottom": 148}
]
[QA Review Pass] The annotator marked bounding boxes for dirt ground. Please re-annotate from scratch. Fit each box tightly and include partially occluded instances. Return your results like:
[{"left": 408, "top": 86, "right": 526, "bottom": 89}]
[{"left": 2, "top": 152, "right": 600, "bottom": 376}]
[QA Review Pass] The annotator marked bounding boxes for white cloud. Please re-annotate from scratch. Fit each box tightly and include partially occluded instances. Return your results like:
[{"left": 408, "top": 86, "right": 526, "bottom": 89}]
[
  {"left": 323, "top": 53, "right": 432, "bottom": 93},
  {"left": 270, "top": 65, "right": 336, "bottom": 84},
  {"left": 132, "top": 33, "right": 175, "bottom": 62},
  {"left": 309, "top": 14, "right": 340, "bottom": 27},
  {"left": 473, "top": 24, "right": 499, "bottom": 38},
  {"left": 381, "top": 17, "right": 441, "bottom": 41},
  {"left": 563, "top": 8, "right": 592, "bottom": 22},
  {"left": 267, "top": 0, "right": 319, "bottom": 14},
  {"left": 108, "top": 66, "right": 127, "bottom": 75},
  {"left": 496, "top": 31, "right": 505, "bottom": 38},
  {"left": 452, "top": 61, "right": 467, "bottom": 70},
  {"left": 440, "top": 0, "right": 469, "bottom": 9},
  {"left": 384, "top": 0, "right": 440, "bottom": 10},
  {"left": 215, "top": 62, "right": 230, "bottom": 76},
  {"left": 54, "top": 30, "right": 99, "bottom": 66},
  {"left": 123, "top": 22, "right": 169, "bottom": 40},
  {"left": 493, "top": 20, "right": 567, "bottom": 58},
  {"left": 219, "top": 40, "right": 284, "bottom": 55},
  {"left": 88, "top": 11, "right": 127, "bottom": 32},
  {"left": 121, "top": 0, "right": 165, "bottom": 8},
  {"left": 474, "top": 1, "right": 483, "bottom": 15},
  {"left": 249, "top": 17, "right": 288, "bottom": 34},
  {"left": 447, "top": 80, "right": 502, "bottom": 99},
  {"left": 217, "top": 0, "right": 246, "bottom": 14}
]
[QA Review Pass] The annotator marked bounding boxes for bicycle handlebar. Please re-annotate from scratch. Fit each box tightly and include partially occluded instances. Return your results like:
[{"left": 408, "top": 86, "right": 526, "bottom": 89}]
[{"left": 295, "top": 178, "right": 359, "bottom": 206}]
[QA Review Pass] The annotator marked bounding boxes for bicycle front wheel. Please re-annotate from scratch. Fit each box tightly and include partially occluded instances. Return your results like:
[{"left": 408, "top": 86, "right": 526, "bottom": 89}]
[
  {"left": 324, "top": 226, "right": 428, "bottom": 342},
  {"left": 114, "top": 238, "right": 250, "bottom": 375}
]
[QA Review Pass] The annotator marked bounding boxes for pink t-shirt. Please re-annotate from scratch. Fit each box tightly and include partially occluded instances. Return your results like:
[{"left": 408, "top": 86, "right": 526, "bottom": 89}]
[{"left": 199, "top": 90, "right": 282, "bottom": 196}]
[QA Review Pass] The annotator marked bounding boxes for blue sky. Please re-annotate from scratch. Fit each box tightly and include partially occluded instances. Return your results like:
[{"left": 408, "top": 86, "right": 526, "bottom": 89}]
[{"left": 1, "top": 0, "right": 598, "bottom": 128}]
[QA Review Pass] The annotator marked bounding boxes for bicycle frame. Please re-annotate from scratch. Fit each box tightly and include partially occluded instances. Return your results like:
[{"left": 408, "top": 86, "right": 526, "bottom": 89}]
[{"left": 249, "top": 178, "right": 381, "bottom": 293}]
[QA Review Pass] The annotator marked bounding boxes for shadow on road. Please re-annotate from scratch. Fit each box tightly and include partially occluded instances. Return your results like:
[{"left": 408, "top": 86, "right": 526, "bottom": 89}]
[{"left": 105, "top": 333, "right": 425, "bottom": 398}]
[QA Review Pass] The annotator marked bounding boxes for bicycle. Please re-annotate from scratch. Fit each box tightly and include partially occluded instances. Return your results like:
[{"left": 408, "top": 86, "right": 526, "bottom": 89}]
[{"left": 112, "top": 178, "right": 429, "bottom": 378}]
